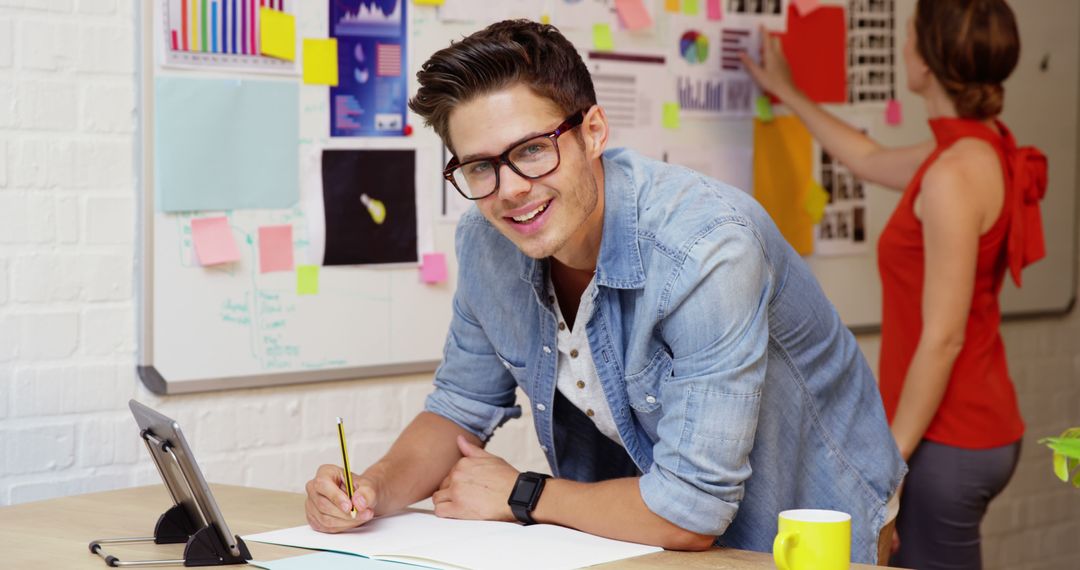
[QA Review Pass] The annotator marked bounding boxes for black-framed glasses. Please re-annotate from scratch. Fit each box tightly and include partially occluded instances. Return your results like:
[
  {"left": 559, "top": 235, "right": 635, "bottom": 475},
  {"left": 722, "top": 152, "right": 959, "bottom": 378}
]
[{"left": 443, "top": 111, "right": 586, "bottom": 200}]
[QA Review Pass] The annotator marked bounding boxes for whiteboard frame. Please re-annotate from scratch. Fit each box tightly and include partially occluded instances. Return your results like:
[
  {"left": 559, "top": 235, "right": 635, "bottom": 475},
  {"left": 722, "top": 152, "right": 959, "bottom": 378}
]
[{"left": 135, "top": 1, "right": 443, "bottom": 395}]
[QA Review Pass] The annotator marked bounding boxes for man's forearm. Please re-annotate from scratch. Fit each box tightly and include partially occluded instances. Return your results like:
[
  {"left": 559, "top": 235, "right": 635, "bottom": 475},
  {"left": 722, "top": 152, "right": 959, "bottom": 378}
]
[
  {"left": 361, "top": 411, "right": 481, "bottom": 515},
  {"left": 530, "top": 477, "right": 715, "bottom": 551}
]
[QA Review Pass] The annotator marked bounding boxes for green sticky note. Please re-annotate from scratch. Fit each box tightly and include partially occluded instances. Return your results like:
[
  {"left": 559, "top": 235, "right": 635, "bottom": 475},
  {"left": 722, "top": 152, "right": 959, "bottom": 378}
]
[
  {"left": 683, "top": 0, "right": 700, "bottom": 15},
  {"left": 662, "top": 102, "right": 680, "bottom": 129},
  {"left": 805, "top": 180, "right": 829, "bottom": 224},
  {"left": 755, "top": 95, "right": 774, "bottom": 123},
  {"left": 593, "top": 23, "right": 614, "bottom": 52},
  {"left": 413, "top": 0, "right": 445, "bottom": 5},
  {"left": 302, "top": 38, "right": 338, "bottom": 86},
  {"left": 260, "top": 8, "right": 296, "bottom": 61},
  {"left": 297, "top": 265, "right": 319, "bottom": 295}
]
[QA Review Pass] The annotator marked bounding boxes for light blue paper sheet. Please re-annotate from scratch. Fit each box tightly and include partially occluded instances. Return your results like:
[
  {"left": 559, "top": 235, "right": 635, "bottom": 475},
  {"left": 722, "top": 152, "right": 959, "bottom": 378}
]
[{"left": 154, "top": 76, "right": 299, "bottom": 212}]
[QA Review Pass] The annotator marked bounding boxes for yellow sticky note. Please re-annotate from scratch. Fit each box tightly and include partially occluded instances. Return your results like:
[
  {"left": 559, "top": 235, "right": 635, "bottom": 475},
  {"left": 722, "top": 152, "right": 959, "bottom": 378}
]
[
  {"left": 753, "top": 116, "right": 814, "bottom": 255},
  {"left": 805, "top": 180, "right": 829, "bottom": 224},
  {"left": 541, "top": 13, "right": 551, "bottom": 25},
  {"left": 303, "top": 38, "right": 338, "bottom": 86},
  {"left": 413, "top": 0, "right": 445, "bottom": 5},
  {"left": 297, "top": 265, "right": 319, "bottom": 295},
  {"left": 593, "top": 23, "right": 614, "bottom": 52},
  {"left": 662, "top": 102, "right": 680, "bottom": 129},
  {"left": 665, "top": 0, "right": 680, "bottom": 13},
  {"left": 683, "top": 0, "right": 700, "bottom": 15},
  {"left": 260, "top": 8, "right": 296, "bottom": 62}
]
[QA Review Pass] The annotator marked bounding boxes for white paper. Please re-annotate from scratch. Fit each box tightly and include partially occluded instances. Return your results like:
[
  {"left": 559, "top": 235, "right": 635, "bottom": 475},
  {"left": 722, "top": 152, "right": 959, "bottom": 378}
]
[
  {"left": 244, "top": 511, "right": 662, "bottom": 570},
  {"left": 667, "top": 144, "right": 754, "bottom": 195},
  {"left": 812, "top": 116, "right": 872, "bottom": 257},
  {"left": 668, "top": 19, "right": 761, "bottom": 117}
]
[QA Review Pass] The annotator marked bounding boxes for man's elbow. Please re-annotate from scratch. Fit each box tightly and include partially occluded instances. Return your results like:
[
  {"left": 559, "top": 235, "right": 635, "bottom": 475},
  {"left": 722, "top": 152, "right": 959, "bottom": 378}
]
[{"left": 660, "top": 528, "right": 716, "bottom": 551}]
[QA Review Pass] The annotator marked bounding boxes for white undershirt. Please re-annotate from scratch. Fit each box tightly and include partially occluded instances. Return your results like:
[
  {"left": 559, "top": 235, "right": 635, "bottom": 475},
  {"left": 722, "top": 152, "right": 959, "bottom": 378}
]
[{"left": 548, "top": 275, "right": 623, "bottom": 445}]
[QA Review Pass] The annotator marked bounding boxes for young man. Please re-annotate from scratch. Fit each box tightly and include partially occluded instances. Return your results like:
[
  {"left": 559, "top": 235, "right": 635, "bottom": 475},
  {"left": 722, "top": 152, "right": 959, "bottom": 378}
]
[{"left": 305, "top": 20, "right": 905, "bottom": 562}]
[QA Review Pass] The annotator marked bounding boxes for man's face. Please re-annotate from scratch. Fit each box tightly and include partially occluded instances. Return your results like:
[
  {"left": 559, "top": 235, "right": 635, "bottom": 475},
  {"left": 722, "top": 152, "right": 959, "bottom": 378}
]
[{"left": 446, "top": 84, "right": 601, "bottom": 261}]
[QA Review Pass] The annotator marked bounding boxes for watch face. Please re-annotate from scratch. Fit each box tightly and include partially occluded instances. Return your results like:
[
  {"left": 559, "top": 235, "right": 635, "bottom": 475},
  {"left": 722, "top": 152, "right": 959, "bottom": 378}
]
[{"left": 510, "top": 478, "right": 535, "bottom": 504}]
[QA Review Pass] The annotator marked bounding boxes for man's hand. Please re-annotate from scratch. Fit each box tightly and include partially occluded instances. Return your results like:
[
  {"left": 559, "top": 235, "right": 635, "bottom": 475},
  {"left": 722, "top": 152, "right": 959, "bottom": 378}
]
[
  {"left": 304, "top": 464, "right": 378, "bottom": 533},
  {"left": 431, "top": 436, "right": 520, "bottom": 522}
]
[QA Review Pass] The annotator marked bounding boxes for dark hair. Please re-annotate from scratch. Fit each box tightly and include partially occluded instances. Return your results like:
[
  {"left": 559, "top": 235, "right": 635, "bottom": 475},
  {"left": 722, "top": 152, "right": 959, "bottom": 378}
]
[
  {"left": 408, "top": 19, "right": 596, "bottom": 151},
  {"left": 915, "top": 0, "right": 1020, "bottom": 120}
]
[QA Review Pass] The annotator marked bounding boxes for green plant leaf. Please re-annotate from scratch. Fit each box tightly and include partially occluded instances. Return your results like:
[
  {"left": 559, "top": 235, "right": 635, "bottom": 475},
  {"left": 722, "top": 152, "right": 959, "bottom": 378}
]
[
  {"left": 1046, "top": 439, "right": 1080, "bottom": 459},
  {"left": 1053, "top": 452, "right": 1069, "bottom": 482},
  {"left": 1073, "top": 466, "right": 1080, "bottom": 489}
]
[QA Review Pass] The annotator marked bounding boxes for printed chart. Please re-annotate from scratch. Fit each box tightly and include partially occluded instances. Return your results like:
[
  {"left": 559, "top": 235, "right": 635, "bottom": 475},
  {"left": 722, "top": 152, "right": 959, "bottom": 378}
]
[{"left": 160, "top": 0, "right": 296, "bottom": 72}]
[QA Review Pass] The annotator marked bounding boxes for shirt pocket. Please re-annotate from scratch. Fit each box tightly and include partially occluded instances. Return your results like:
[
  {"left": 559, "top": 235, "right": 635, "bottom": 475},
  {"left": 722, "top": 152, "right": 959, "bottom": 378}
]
[
  {"left": 495, "top": 351, "right": 530, "bottom": 386},
  {"left": 625, "top": 348, "right": 673, "bottom": 414}
]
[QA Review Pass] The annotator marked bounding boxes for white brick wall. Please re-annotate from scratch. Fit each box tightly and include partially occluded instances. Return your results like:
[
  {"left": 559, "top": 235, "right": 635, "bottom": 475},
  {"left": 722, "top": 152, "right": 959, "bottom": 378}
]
[{"left": 0, "top": 3, "right": 1077, "bottom": 569}]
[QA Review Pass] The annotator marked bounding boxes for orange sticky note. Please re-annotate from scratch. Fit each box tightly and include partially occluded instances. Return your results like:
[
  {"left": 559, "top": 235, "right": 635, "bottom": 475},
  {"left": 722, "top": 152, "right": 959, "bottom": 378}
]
[
  {"left": 297, "top": 265, "right": 319, "bottom": 295},
  {"left": 615, "top": 0, "right": 652, "bottom": 31},
  {"left": 664, "top": 0, "right": 680, "bottom": 13},
  {"left": 420, "top": 253, "right": 448, "bottom": 284},
  {"left": 886, "top": 99, "right": 903, "bottom": 126},
  {"left": 303, "top": 38, "right": 338, "bottom": 86},
  {"left": 258, "top": 225, "right": 294, "bottom": 273},
  {"left": 753, "top": 116, "right": 814, "bottom": 255},
  {"left": 191, "top": 216, "right": 240, "bottom": 266},
  {"left": 707, "top": 0, "right": 722, "bottom": 20},
  {"left": 260, "top": 8, "right": 296, "bottom": 61}
]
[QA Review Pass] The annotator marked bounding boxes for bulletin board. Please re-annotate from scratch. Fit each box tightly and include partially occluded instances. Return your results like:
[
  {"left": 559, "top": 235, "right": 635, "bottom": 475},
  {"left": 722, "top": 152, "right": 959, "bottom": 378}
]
[{"left": 137, "top": 0, "right": 1077, "bottom": 394}]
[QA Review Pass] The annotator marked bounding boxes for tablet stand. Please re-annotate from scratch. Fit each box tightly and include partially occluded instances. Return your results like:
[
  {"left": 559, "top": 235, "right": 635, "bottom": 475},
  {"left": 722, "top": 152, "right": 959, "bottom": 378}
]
[{"left": 88, "top": 430, "right": 251, "bottom": 567}]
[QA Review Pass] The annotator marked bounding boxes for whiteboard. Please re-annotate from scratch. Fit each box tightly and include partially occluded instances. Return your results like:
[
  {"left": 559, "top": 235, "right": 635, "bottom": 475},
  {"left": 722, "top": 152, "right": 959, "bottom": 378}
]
[{"left": 137, "top": 0, "right": 1078, "bottom": 394}]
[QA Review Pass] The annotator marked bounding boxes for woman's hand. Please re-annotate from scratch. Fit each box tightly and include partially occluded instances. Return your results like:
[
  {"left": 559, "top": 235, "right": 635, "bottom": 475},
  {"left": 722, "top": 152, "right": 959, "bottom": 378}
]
[{"left": 739, "top": 26, "right": 799, "bottom": 102}]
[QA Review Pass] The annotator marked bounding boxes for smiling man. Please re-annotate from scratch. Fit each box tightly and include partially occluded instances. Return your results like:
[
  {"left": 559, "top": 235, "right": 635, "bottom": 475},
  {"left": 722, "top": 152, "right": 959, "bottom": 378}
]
[{"left": 304, "top": 20, "right": 905, "bottom": 563}]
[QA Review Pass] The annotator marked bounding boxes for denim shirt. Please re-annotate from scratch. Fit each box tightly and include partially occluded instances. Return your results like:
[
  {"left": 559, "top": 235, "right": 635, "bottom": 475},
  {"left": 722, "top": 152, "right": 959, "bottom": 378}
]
[{"left": 425, "top": 148, "right": 906, "bottom": 563}]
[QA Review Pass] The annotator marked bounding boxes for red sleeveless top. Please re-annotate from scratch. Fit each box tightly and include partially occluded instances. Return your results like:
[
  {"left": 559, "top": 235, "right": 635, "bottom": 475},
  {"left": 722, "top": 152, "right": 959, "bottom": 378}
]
[{"left": 877, "top": 117, "right": 1047, "bottom": 449}]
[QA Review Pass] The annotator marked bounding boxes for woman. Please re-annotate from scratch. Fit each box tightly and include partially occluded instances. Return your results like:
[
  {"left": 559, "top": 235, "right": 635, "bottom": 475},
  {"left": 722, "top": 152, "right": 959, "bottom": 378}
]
[{"left": 741, "top": 1, "right": 1046, "bottom": 568}]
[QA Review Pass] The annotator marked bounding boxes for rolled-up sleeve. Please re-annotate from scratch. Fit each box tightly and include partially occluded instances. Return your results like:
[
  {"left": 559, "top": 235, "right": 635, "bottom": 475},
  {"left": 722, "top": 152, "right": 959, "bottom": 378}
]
[
  {"left": 424, "top": 220, "right": 522, "bottom": 441},
  {"left": 638, "top": 220, "right": 771, "bottom": 536}
]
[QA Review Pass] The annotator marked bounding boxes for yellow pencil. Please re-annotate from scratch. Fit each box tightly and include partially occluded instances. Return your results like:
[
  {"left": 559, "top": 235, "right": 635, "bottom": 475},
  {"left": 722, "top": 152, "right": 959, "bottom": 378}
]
[{"left": 336, "top": 417, "right": 356, "bottom": 519}]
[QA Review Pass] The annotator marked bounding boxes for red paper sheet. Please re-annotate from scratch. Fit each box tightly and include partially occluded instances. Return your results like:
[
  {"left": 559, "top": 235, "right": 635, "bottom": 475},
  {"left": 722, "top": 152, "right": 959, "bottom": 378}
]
[{"left": 774, "top": 4, "right": 846, "bottom": 104}]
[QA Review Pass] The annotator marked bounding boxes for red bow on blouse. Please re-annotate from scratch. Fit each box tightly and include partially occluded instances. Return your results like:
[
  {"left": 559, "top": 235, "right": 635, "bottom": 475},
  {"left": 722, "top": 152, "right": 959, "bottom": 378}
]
[{"left": 997, "top": 121, "right": 1048, "bottom": 287}]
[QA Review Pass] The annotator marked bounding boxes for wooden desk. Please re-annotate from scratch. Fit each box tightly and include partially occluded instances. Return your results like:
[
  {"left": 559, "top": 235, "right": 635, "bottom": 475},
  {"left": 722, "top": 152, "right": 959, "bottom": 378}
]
[{"left": 0, "top": 484, "right": 889, "bottom": 569}]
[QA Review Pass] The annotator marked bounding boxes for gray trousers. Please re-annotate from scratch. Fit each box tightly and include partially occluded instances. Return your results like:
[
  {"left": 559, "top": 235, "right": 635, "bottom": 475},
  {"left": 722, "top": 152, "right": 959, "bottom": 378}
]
[{"left": 890, "top": 439, "right": 1021, "bottom": 570}]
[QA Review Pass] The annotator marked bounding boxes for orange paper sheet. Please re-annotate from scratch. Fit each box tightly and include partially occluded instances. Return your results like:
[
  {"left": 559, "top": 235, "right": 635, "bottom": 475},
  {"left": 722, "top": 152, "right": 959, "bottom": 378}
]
[{"left": 753, "top": 116, "right": 814, "bottom": 255}]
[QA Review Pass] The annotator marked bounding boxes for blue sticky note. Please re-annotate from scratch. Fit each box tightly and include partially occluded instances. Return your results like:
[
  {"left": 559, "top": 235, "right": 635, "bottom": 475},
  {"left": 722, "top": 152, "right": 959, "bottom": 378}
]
[
  {"left": 154, "top": 77, "right": 299, "bottom": 212},
  {"left": 249, "top": 552, "right": 405, "bottom": 569}
]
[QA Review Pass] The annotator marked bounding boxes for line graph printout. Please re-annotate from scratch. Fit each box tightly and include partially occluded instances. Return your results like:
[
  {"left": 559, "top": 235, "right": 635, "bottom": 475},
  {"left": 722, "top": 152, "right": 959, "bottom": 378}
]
[{"left": 159, "top": 0, "right": 297, "bottom": 73}]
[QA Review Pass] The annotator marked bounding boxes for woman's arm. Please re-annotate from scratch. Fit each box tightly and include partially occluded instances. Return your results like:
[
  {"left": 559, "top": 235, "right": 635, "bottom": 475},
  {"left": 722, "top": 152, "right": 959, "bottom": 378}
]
[
  {"left": 887, "top": 154, "right": 982, "bottom": 459},
  {"left": 740, "top": 31, "right": 932, "bottom": 191}
]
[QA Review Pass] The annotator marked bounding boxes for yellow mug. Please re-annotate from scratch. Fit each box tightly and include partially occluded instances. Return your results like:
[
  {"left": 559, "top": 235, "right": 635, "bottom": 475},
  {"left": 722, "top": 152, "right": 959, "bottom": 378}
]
[{"left": 772, "top": 509, "right": 851, "bottom": 570}]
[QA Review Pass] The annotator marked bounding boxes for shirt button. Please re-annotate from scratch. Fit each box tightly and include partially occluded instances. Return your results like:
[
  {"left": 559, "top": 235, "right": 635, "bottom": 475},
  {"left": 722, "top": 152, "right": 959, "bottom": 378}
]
[
  {"left": 536, "top": 403, "right": 547, "bottom": 412},
  {"left": 645, "top": 395, "right": 657, "bottom": 404},
  {"left": 542, "top": 346, "right": 552, "bottom": 354},
  {"left": 540, "top": 446, "right": 548, "bottom": 453},
  {"left": 570, "top": 349, "right": 579, "bottom": 358},
  {"left": 502, "top": 361, "right": 511, "bottom": 369},
  {"left": 558, "top": 322, "right": 566, "bottom": 331},
  {"left": 586, "top": 408, "right": 595, "bottom": 417},
  {"left": 576, "top": 380, "right": 585, "bottom": 389}
]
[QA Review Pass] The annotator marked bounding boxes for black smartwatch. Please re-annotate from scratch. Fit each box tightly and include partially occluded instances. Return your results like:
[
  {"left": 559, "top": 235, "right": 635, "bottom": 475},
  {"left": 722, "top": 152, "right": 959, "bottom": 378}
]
[{"left": 507, "top": 471, "right": 551, "bottom": 525}]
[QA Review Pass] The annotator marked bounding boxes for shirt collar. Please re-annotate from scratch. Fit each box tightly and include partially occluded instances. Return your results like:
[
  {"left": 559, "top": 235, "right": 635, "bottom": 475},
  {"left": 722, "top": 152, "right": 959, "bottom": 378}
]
[{"left": 518, "top": 150, "right": 647, "bottom": 290}]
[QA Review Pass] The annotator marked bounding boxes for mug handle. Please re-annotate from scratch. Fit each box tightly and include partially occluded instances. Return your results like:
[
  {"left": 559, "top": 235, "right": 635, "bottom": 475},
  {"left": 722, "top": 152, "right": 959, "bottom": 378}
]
[{"left": 773, "top": 529, "right": 800, "bottom": 570}]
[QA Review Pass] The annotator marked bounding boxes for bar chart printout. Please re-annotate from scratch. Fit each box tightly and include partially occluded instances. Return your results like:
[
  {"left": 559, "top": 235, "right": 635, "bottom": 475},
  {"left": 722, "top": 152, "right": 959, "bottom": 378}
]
[{"left": 161, "top": 0, "right": 297, "bottom": 72}]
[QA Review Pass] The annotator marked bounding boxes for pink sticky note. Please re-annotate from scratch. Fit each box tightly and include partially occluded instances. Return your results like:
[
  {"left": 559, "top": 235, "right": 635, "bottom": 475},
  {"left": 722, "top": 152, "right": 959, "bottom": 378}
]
[
  {"left": 886, "top": 99, "right": 903, "bottom": 125},
  {"left": 615, "top": 0, "right": 653, "bottom": 31},
  {"left": 191, "top": 216, "right": 240, "bottom": 266},
  {"left": 420, "top": 253, "right": 448, "bottom": 284},
  {"left": 706, "top": 0, "right": 723, "bottom": 20},
  {"left": 793, "top": 0, "right": 820, "bottom": 15},
  {"left": 258, "top": 225, "right": 294, "bottom": 273}
]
